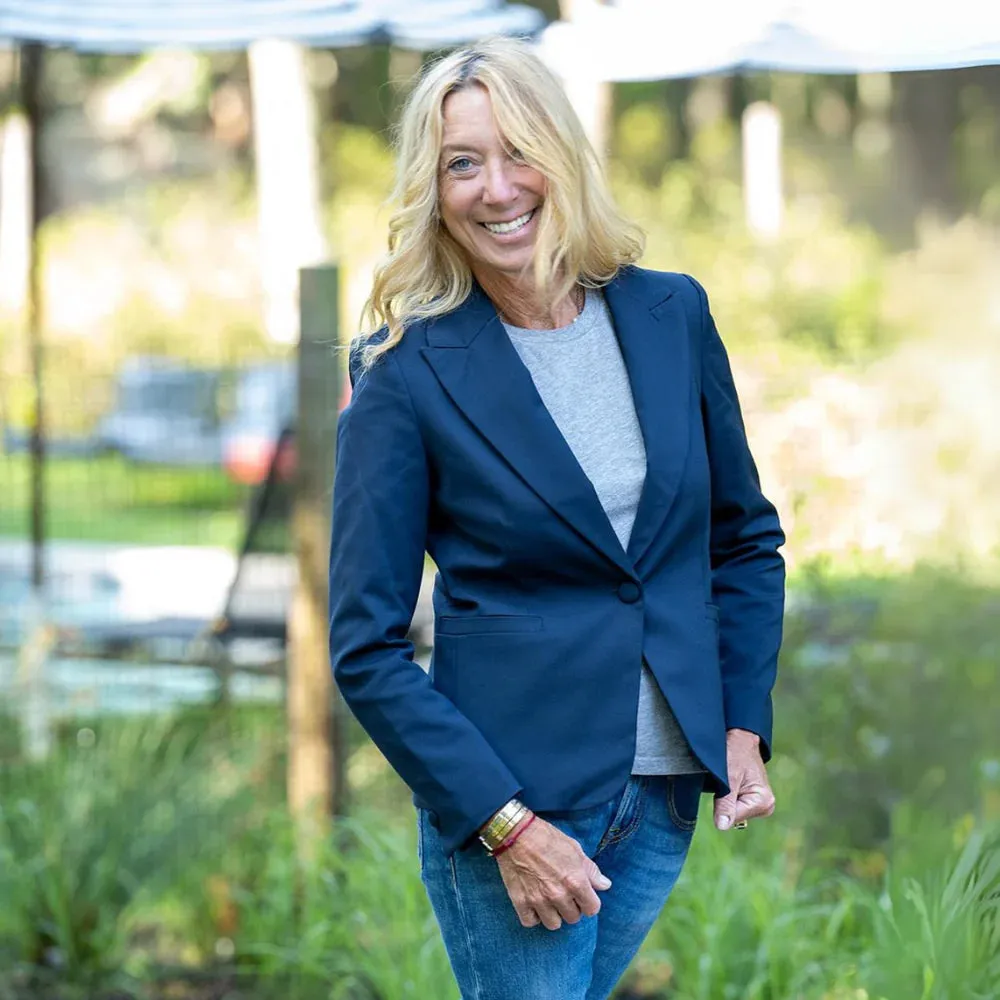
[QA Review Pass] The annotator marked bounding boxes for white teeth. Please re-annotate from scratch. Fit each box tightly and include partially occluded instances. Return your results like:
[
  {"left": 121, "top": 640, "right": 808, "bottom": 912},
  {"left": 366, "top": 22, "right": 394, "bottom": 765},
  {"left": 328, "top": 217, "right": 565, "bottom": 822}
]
[{"left": 484, "top": 210, "right": 533, "bottom": 235}]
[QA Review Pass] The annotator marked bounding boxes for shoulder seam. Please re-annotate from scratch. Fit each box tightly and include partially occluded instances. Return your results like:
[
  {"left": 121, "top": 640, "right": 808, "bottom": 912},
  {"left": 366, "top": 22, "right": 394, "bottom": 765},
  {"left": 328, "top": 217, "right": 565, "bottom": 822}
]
[
  {"left": 387, "top": 349, "right": 431, "bottom": 459},
  {"left": 679, "top": 274, "right": 709, "bottom": 384},
  {"left": 681, "top": 274, "right": 708, "bottom": 332}
]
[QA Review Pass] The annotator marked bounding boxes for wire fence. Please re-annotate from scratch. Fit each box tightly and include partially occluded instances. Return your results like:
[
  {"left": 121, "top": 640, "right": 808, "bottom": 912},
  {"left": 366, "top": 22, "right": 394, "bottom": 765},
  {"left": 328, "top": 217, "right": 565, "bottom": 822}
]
[
  {"left": 0, "top": 330, "right": 432, "bottom": 824},
  {"left": 0, "top": 348, "right": 294, "bottom": 713}
]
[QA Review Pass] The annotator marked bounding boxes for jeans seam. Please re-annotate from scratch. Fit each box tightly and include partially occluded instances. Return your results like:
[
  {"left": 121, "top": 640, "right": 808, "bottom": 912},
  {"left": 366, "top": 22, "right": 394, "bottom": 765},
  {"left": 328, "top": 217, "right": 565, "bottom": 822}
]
[
  {"left": 667, "top": 777, "right": 698, "bottom": 833},
  {"left": 448, "top": 853, "right": 484, "bottom": 1000}
]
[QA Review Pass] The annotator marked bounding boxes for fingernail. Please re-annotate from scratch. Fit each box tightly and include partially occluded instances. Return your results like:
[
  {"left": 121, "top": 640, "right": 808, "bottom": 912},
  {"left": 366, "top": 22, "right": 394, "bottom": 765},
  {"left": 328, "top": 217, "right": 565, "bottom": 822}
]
[
  {"left": 718, "top": 816, "right": 732, "bottom": 830},
  {"left": 597, "top": 875, "right": 612, "bottom": 889}
]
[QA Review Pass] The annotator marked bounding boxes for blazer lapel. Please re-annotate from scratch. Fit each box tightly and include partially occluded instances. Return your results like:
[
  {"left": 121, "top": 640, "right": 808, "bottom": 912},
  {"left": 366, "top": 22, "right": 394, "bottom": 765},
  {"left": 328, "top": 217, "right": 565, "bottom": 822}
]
[
  {"left": 604, "top": 270, "right": 692, "bottom": 570},
  {"left": 420, "top": 285, "right": 633, "bottom": 576}
]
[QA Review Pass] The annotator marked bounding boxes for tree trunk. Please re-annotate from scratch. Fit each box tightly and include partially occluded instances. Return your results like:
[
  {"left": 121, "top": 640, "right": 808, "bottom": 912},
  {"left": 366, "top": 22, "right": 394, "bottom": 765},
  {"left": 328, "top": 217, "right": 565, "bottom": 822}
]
[
  {"left": 557, "top": 0, "right": 612, "bottom": 159},
  {"left": 742, "top": 100, "right": 784, "bottom": 239},
  {"left": 248, "top": 41, "right": 328, "bottom": 345},
  {"left": 891, "top": 70, "right": 961, "bottom": 228}
]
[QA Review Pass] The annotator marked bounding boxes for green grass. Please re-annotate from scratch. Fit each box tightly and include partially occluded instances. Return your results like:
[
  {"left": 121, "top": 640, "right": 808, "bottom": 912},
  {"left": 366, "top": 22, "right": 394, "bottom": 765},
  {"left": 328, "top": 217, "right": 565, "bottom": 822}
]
[{"left": 0, "top": 454, "right": 247, "bottom": 548}]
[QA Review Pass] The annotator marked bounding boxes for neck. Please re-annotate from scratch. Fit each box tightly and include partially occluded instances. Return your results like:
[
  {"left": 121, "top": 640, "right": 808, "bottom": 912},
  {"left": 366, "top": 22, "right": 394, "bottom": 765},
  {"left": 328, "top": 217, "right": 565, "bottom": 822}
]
[{"left": 474, "top": 266, "right": 580, "bottom": 330}]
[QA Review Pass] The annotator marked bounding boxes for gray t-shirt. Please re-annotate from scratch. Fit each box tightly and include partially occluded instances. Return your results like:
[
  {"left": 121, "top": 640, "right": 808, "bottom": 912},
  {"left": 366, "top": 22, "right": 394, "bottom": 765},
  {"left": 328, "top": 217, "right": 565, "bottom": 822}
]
[{"left": 502, "top": 288, "right": 704, "bottom": 775}]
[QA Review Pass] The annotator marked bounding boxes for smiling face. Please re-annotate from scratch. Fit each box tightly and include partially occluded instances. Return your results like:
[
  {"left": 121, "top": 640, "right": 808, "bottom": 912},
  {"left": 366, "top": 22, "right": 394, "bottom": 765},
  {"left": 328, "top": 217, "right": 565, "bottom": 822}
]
[{"left": 437, "top": 84, "right": 547, "bottom": 284}]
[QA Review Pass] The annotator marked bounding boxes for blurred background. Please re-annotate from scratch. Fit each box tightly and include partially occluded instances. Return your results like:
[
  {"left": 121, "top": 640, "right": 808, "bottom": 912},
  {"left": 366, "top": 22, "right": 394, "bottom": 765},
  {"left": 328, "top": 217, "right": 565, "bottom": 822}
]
[{"left": 0, "top": 2, "right": 998, "bottom": 998}]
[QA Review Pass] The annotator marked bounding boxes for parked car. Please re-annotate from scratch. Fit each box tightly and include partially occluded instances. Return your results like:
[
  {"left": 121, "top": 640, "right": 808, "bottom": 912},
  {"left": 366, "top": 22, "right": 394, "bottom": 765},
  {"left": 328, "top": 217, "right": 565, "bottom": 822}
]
[
  {"left": 96, "top": 357, "right": 225, "bottom": 466},
  {"left": 222, "top": 362, "right": 296, "bottom": 485},
  {"left": 221, "top": 361, "right": 352, "bottom": 485},
  {"left": 2, "top": 427, "right": 98, "bottom": 457}
]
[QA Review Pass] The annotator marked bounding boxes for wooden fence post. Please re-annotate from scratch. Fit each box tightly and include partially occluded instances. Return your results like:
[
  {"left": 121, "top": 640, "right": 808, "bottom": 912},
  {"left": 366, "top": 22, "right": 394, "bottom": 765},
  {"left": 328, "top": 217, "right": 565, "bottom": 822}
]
[{"left": 287, "top": 265, "right": 345, "bottom": 856}]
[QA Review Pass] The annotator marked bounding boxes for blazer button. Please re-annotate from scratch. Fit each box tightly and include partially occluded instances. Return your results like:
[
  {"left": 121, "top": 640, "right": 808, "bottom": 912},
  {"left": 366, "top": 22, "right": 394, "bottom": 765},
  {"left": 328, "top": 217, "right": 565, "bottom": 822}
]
[{"left": 617, "top": 581, "right": 641, "bottom": 604}]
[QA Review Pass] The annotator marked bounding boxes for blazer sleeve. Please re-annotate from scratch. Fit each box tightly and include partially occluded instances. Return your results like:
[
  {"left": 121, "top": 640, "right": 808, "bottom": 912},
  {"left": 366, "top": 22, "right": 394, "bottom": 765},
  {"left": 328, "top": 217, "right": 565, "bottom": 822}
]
[
  {"left": 329, "top": 343, "right": 523, "bottom": 855},
  {"left": 686, "top": 276, "right": 786, "bottom": 760}
]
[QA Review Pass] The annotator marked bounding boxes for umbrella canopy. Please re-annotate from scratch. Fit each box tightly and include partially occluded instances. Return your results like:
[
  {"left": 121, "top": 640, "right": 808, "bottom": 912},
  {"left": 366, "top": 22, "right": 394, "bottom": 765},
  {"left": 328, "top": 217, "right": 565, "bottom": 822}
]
[
  {"left": 538, "top": 0, "right": 1000, "bottom": 81},
  {"left": 0, "top": 0, "right": 545, "bottom": 52}
]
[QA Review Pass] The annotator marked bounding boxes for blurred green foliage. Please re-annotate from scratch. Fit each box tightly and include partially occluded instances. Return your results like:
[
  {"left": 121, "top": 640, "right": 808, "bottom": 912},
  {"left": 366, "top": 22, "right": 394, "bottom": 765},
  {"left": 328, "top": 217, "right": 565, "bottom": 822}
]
[
  {"left": 778, "top": 568, "right": 1000, "bottom": 854},
  {"left": 1, "top": 568, "right": 997, "bottom": 998},
  {"left": 0, "top": 111, "right": 915, "bottom": 436},
  {"left": 609, "top": 102, "right": 896, "bottom": 368},
  {"left": 632, "top": 817, "right": 1000, "bottom": 999},
  {"left": 0, "top": 710, "right": 259, "bottom": 993},
  {"left": 0, "top": 47, "right": 997, "bottom": 999}
]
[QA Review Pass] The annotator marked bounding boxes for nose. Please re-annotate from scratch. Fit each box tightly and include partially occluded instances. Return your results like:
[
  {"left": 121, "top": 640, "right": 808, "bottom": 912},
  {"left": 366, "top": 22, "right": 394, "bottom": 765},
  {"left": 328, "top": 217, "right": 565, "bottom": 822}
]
[{"left": 481, "top": 157, "right": 517, "bottom": 205}]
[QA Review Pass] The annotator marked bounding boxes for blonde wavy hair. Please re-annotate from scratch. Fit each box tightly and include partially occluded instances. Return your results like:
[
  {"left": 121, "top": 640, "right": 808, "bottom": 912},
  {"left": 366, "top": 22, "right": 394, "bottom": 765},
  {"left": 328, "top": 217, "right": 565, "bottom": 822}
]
[{"left": 358, "top": 37, "right": 644, "bottom": 366}]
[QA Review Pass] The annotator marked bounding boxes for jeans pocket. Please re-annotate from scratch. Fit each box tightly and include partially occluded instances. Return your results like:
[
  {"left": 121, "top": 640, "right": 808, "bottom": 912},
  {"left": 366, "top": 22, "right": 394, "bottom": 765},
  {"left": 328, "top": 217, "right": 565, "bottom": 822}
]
[
  {"left": 595, "top": 776, "right": 647, "bottom": 855},
  {"left": 666, "top": 774, "right": 703, "bottom": 832}
]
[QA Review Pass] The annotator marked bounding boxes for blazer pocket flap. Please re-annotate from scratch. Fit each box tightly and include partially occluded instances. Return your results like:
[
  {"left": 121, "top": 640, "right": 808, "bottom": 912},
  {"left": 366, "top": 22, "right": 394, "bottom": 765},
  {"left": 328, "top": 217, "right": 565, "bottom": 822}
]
[{"left": 436, "top": 615, "right": 543, "bottom": 636}]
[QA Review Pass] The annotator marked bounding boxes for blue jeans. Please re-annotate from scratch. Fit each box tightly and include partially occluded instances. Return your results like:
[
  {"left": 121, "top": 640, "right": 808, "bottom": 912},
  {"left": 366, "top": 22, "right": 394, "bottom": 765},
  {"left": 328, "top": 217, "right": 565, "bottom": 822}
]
[{"left": 418, "top": 773, "right": 703, "bottom": 1000}]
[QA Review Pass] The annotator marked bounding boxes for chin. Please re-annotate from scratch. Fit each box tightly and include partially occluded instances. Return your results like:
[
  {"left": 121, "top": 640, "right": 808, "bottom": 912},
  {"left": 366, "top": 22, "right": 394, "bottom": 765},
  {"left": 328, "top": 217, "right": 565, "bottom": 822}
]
[{"left": 478, "top": 245, "right": 535, "bottom": 275}]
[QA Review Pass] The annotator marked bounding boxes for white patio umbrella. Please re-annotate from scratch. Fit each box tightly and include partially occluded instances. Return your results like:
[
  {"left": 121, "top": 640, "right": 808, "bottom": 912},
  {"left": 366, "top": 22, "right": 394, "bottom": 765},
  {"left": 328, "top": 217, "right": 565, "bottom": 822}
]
[
  {"left": 537, "top": 0, "right": 1000, "bottom": 82},
  {"left": 0, "top": 0, "right": 543, "bottom": 52}
]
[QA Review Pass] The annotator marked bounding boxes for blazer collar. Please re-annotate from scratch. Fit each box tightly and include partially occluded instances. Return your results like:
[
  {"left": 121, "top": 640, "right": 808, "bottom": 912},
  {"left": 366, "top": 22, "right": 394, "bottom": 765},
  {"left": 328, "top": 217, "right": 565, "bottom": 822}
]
[
  {"left": 420, "top": 267, "right": 691, "bottom": 575},
  {"left": 603, "top": 270, "right": 692, "bottom": 569},
  {"left": 422, "top": 267, "right": 677, "bottom": 348},
  {"left": 424, "top": 281, "right": 497, "bottom": 349}
]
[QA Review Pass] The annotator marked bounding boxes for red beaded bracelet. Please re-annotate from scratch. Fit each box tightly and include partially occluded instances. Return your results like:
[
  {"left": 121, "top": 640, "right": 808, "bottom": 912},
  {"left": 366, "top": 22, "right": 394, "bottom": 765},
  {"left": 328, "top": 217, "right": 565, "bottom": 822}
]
[{"left": 492, "top": 813, "right": 536, "bottom": 857}]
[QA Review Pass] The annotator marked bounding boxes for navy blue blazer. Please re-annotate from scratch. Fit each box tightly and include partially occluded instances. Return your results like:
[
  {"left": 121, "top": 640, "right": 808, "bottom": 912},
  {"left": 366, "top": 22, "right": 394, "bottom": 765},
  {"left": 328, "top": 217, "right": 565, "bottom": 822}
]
[{"left": 329, "top": 266, "right": 785, "bottom": 855}]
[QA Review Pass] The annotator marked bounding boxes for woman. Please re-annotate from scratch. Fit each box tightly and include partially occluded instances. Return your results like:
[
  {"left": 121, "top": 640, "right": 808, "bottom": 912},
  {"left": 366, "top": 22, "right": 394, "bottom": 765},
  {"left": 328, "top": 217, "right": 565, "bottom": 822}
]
[{"left": 329, "top": 38, "right": 784, "bottom": 1000}]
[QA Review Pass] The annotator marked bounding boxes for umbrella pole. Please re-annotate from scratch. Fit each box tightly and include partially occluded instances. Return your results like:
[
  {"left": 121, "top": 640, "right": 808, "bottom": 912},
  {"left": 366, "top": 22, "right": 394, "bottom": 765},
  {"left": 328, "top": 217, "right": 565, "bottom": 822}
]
[
  {"left": 20, "top": 43, "right": 45, "bottom": 593},
  {"left": 16, "top": 42, "right": 54, "bottom": 761}
]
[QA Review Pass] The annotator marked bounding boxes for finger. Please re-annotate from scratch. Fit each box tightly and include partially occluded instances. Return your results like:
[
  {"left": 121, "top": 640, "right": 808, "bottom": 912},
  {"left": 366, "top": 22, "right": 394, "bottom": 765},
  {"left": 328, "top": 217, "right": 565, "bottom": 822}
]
[
  {"left": 584, "top": 858, "right": 612, "bottom": 892},
  {"left": 565, "top": 873, "right": 602, "bottom": 918},
  {"left": 517, "top": 906, "right": 541, "bottom": 928},
  {"left": 573, "top": 879, "right": 603, "bottom": 918},
  {"left": 733, "top": 786, "right": 776, "bottom": 823},
  {"left": 547, "top": 883, "right": 584, "bottom": 924},
  {"left": 554, "top": 893, "right": 584, "bottom": 925},
  {"left": 714, "top": 792, "right": 738, "bottom": 831},
  {"left": 534, "top": 902, "right": 563, "bottom": 932}
]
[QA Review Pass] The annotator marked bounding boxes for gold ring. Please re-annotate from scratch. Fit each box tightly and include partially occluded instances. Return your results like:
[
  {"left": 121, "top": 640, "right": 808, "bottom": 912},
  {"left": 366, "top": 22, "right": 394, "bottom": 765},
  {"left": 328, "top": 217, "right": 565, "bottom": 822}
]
[{"left": 733, "top": 820, "right": 748, "bottom": 830}]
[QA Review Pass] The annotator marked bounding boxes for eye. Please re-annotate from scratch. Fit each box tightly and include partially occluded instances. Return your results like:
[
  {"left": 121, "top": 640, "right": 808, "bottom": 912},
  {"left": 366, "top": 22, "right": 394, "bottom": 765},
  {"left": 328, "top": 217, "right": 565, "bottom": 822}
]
[
  {"left": 507, "top": 146, "right": 525, "bottom": 162},
  {"left": 447, "top": 156, "right": 475, "bottom": 174}
]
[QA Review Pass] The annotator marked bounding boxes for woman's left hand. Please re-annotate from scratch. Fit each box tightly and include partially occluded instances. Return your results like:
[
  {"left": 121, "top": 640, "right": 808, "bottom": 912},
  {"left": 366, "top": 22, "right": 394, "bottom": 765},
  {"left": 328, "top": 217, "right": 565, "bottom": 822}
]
[{"left": 713, "top": 728, "right": 775, "bottom": 830}]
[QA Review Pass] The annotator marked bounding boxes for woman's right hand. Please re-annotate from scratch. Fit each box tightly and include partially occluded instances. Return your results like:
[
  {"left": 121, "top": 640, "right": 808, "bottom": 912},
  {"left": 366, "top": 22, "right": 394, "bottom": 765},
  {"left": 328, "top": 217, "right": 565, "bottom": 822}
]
[{"left": 495, "top": 816, "right": 612, "bottom": 930}]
